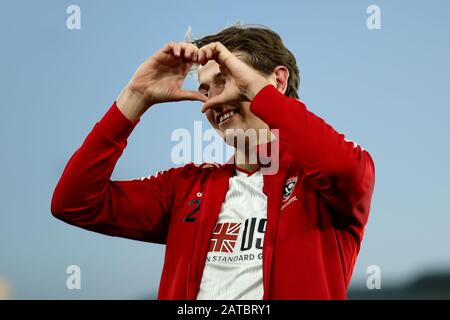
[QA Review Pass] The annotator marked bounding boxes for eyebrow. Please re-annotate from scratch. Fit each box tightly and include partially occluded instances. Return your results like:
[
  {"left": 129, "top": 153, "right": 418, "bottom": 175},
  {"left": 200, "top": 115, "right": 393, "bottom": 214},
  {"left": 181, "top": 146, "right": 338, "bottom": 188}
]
[{"left": 197, "top": 72, "right": 223, "bottom": 91}]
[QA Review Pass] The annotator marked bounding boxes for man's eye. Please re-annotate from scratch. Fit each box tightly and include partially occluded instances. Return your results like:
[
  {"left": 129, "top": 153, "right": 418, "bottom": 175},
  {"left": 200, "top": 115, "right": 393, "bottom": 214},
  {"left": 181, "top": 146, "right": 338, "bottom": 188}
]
[{"left": 203, "top": 91, "right": 209, "bottom": 97}]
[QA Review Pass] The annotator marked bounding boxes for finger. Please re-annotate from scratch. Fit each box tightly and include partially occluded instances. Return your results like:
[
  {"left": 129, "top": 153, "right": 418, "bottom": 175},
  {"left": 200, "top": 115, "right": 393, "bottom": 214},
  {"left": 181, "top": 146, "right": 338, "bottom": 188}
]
[
  {"left": 199, "top": 47, "right": 209, "bottom": 64},
  {"left": 174, "top": 90, "right": 208, "bottom": 103},
  {"left": 192, "top": 47, "right": 198, "bottom": 63},
  {"left": 190, "top": 44, "right": 200, "bottom": 63},
  {"left": 206, "top": 47, "right": 213, "bottom": 60},
  {"left": 211, "top": 42, "right": 233, "bottom": 66},
  {"left": 199, "top": 47, "right": 213, "bottom": 66},
  {"left": 173, "top": 43, "right": 182, "bottom": 58},
  {"left": 200, "top": 42, "right": 232, "bottom": 65},
  {"left": 162, "top": 42, "right": 176, "bottom": 54},
  {"left": 198, "top": 49, "right": 206, "bottom": 65},
  {"left": 185, "top": 47, "right": 192, "bottom": 60},
  {"left": 182, "top": 43, "right": 193, "bottom": 60},
  {"left": 201, "top": 93, "right": 233, "bottom": 113},
  {"left": 185, "top": 43, "right": 200, "bottom": 62}
]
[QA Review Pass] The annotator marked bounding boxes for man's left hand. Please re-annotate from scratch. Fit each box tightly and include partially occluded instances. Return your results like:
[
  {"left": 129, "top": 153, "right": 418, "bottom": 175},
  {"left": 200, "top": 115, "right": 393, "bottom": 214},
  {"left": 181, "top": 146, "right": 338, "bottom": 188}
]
[{"left": 198, "top": 42, "right": 271, "bottom": 113}]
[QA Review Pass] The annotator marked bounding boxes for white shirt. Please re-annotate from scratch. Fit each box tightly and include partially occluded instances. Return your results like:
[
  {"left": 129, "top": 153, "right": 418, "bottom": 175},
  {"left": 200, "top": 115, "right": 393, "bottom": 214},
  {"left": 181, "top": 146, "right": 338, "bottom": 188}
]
[{"left": 197, "top": 169, "right": 267, "bottom": 300}]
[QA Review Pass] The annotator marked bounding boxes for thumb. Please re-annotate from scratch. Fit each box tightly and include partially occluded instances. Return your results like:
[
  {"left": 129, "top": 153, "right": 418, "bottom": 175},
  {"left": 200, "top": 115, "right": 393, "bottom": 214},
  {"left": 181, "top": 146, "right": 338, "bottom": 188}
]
[
  {"left": 174, "top": 90, "right": 208, "bottom": 103},
  {"left": 201, "top": 93, "right": 231, "bottom": 113}
]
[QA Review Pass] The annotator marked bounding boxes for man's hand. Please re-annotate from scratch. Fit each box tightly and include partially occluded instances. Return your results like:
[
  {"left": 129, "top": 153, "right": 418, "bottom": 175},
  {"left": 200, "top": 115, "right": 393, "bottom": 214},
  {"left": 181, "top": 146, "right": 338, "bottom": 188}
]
[
  {"left": 197, "top": 42, "right": 271, "bottom": 113},
  {"left": 117, "top": 42, "right": 206, "bottom": 122}
]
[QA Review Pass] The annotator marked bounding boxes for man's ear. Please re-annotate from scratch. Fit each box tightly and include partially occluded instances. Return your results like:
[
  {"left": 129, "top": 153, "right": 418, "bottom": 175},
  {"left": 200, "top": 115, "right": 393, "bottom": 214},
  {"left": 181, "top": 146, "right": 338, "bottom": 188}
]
[{"left": 271, "top": 65, "right": 289, "bottom": 95}]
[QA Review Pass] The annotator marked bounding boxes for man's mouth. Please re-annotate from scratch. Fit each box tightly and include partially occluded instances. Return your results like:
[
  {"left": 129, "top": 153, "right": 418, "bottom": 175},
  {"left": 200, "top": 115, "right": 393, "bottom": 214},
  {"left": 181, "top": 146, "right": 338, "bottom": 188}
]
[{"left": 216, "top": 109, "right": 238, "bottom": 126}]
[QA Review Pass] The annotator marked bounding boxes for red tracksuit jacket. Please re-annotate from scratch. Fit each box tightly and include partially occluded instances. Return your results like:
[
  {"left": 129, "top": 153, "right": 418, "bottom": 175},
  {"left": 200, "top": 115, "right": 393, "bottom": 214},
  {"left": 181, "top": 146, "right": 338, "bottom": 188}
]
[{"left": 51, "top": 85, "right": 375, "bottom": 299}]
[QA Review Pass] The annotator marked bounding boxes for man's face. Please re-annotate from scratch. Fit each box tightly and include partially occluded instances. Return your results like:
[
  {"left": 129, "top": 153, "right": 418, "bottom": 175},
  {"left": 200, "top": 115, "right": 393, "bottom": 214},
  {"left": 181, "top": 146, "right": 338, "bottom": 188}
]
[{"left": 197, "top": 53, "right": 271, "bottom": 145}]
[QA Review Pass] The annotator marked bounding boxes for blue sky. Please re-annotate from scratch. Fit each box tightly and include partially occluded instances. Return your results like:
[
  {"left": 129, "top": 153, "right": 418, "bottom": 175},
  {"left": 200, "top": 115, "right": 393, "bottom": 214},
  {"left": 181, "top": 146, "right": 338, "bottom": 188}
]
[{"left": 0, "top": 0, "right": 449, "bottom": 298}]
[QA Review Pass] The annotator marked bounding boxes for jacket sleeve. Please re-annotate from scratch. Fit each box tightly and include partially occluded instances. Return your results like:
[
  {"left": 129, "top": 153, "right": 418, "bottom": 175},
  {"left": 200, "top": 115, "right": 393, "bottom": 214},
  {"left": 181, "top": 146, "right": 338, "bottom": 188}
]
[
  {"left": 250, "top": 85, "right": 375, "bottom": 232},
  {"left": 51, "top": 102, "right": 176, "bottom": 244}
]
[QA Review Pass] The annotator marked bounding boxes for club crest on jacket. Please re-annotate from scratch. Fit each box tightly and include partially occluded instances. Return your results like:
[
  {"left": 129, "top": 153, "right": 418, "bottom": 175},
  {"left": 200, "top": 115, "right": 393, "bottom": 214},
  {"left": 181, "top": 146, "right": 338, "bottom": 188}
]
[{"left": 282, "top": 176, "right": 298, "bottom": 201}]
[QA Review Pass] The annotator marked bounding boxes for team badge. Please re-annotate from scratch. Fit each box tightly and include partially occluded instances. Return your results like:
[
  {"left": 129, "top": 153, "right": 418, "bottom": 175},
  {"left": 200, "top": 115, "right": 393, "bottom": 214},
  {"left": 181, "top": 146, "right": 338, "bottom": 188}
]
[{"left": 282, "top": 176, "right": 298, "bottom": 201}]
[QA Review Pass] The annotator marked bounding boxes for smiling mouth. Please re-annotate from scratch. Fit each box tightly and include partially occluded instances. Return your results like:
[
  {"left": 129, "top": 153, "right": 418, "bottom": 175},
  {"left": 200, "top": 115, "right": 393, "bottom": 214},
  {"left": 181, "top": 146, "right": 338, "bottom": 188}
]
[{"left": 216, "top": 109, "right": 238, "bottom": 126}]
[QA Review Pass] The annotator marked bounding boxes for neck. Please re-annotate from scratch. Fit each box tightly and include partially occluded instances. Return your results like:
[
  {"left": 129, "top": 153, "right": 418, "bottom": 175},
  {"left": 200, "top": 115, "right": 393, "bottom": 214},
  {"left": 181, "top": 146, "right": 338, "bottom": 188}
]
[{"left": 234, "top": 147, "right": 260, "bottom": 174}]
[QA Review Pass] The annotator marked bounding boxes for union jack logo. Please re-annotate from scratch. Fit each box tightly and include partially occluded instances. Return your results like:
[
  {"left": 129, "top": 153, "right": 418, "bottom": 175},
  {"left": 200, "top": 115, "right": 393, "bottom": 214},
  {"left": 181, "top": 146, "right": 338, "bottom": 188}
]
[{"left": 208, "top": 223, "right": 241, "bottom": 253}]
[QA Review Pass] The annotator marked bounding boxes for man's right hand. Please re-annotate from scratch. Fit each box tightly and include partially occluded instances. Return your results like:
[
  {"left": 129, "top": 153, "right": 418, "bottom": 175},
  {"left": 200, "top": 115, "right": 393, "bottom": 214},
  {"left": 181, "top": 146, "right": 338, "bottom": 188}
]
[{"left": 117, "top": 42, "right": 206, "bottom": 122}]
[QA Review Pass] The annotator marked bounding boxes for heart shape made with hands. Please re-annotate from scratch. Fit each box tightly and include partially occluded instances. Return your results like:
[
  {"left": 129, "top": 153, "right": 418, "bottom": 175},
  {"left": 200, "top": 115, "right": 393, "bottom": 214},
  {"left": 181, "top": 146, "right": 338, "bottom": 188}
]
[
  {"left": 186, "top": 42, "right": 271, "bottom": 112},
  {"left": 122, "top": 41, "right": 272, "bottom": 118}
]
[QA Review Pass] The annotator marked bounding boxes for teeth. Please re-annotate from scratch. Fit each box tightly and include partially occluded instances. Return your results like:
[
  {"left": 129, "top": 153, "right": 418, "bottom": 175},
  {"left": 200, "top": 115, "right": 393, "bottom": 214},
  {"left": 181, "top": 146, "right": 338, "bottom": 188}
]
[{"left": 218, "top": 110, "right": 236, "bottom": 124}]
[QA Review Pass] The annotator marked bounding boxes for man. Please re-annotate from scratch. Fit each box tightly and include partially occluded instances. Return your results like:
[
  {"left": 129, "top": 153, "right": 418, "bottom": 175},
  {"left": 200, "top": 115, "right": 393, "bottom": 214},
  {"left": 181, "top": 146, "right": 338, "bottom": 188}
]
[{"left": 51, "top": 25, "right": 375, "bottom": 299}]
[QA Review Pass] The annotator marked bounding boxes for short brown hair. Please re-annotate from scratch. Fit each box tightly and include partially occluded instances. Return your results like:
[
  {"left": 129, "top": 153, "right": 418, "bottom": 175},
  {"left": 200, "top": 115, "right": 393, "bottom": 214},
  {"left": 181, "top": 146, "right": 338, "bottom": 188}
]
[{"left": 191, "top": 24, "right": 300, "bottom": 99}]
